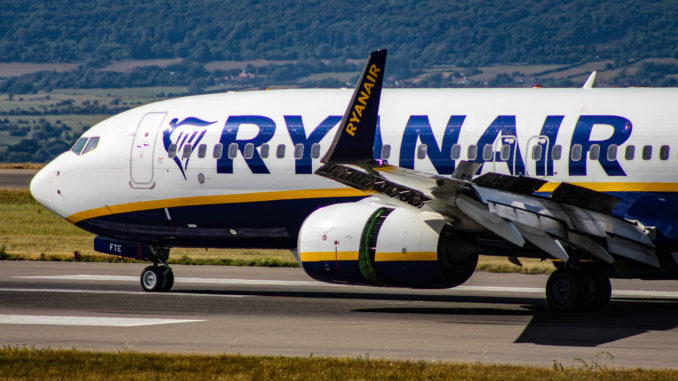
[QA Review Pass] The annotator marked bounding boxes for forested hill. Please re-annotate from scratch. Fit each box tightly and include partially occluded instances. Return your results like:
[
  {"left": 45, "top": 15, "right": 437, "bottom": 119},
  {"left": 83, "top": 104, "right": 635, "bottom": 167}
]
[{"left": 2, "top": 0, "right": 678, "bottom": 70}]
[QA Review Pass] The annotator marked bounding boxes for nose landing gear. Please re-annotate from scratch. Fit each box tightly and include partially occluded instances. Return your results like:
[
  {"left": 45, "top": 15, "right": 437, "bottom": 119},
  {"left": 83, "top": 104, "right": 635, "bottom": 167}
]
[
  {"left": 140, "top": 265, "right": 174, "bottom": 292},
  {"left": 140, "top": 246, "right": 174, "bottom": 292}
]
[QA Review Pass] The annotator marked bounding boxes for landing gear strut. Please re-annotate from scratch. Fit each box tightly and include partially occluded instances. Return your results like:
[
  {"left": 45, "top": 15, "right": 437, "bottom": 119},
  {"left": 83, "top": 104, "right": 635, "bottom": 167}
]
[
  {"left": 140, "top": 246, "right": 174, "bottom": 292},
  {"left": 545, "top": 268, "right": 611, "bottom": 311}
]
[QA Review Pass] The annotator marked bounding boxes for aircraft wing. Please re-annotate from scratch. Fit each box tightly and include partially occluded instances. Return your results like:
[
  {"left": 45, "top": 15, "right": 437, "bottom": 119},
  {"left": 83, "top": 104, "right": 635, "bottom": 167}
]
[{"left": 317, "top": 50, "right": 658, "bottom": 268}]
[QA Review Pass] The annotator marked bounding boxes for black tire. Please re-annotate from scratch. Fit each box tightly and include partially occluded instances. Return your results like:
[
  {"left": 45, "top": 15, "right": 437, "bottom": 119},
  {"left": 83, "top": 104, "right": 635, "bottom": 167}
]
[
  {"left": 159, "top": 266, "right": 174, "bottom": 292},
  {"left": 581, "top": 271, "right": 611, "bottom": 311},
  {"left": 546, "top": 269, "right": 586, "bottom": 311},
  {"left": 140, "top": 266, "right": 164, "bottom": 292}
]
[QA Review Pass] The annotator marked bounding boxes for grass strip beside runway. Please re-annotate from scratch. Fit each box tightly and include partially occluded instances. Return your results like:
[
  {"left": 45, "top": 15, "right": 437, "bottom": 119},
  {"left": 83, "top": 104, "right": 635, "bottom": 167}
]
[
  {"left": 0, "top": 188, "right": 554, "bottom": 273},
  {"left": 0, "top": 347, "right": 676, "bottom": 381}
]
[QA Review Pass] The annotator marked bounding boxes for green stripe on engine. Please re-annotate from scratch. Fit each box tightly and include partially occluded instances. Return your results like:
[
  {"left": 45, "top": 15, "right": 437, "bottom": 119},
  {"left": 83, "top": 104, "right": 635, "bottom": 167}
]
[{"left": 358, "top": 207, "right": 392, "bottom": 285}]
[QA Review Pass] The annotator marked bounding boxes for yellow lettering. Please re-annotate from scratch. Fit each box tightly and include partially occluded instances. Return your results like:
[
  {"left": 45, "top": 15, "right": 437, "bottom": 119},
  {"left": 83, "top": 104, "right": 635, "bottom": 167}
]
[
  {"left": 358, "top": 90, "right": 370, "bottom": 106},
  {"left": 350, "top": 110, "right": 360, "bottom": 124},
  {"left": 346, "top": 123, "right": 357, "bottom": 136},
  {"left": 366, "top": 74, "right": 375, "bottom": 83},
  {"left": 354, "top": 104, "right": 364, "bottom": 118},
  {"left": 368, "top": 64, "right": 381, "bottom": 78},
  {"left": 363, "top": 81, "right": 374, "bottom": 95}
]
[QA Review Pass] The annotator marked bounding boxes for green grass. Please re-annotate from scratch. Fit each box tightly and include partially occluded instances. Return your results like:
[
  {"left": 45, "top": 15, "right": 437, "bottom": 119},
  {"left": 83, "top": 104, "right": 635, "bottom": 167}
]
[{"left": 0, "top": 347, "right": 675, "bottom": 381}]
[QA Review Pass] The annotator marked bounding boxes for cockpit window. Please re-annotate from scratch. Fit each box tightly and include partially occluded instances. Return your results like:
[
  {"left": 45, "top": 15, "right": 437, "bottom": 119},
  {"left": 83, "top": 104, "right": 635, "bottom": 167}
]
[
  {"left": 71, "top": 136, "right": 101, "bottom": 156},
  {"left": 81, "top": 137, "right": 100, "bottom": 155},
  {"left": 71, "top": 138, "right": 88, "bottom": 155}
]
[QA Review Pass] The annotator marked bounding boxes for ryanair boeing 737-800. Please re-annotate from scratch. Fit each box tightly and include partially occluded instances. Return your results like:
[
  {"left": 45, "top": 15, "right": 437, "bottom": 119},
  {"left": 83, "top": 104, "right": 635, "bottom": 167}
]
[{"left": 30, "top": 50, "right": 678, "bottom": 311}]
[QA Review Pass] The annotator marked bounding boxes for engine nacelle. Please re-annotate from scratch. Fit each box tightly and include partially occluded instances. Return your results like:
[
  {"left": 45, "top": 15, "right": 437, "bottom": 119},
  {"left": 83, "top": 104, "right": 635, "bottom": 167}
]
[{"left": 297, "top": 200, "right": 478, "bottom": 288}]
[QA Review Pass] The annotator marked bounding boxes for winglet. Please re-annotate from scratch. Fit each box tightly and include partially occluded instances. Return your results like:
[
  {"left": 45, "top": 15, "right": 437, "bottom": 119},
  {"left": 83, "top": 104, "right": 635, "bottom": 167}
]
[
  {"left": 582, "top": 71, "right": 596, "bottom": 89},
  {"left": 321, "top": 49, "right": 387, "bottom": 164}
]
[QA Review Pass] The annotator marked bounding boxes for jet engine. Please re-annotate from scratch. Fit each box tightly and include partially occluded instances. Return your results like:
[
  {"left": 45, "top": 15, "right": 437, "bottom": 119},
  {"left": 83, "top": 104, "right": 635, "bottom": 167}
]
[{"left": 297, "top": 200, "right": 479, "bottom": 288}]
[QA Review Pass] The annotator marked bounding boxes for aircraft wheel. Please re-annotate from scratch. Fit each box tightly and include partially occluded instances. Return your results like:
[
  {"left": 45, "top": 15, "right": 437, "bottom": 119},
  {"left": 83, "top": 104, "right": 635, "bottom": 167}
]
[
  {"left": 581, "top": 271, "right": 611, "bottom": 311},
  {"left": 545, "top": 269, "right": 586, "bottom": 311},
  {"left": 159, "top": 266, "right": 174, "bottom": 292},
  {"left": 140, "top": 266, "right": 164, "bottom": 292}
]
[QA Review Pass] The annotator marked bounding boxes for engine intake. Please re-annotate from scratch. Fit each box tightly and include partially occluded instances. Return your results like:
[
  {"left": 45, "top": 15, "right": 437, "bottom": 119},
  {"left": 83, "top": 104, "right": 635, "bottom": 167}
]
[{"left": 297, "top": 200, "right": 478, "bottom": 288}]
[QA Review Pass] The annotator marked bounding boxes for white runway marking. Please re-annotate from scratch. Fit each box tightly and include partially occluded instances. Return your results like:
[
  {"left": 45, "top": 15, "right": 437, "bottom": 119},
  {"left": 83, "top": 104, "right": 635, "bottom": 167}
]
[
  {"left": 0, "top": 314, "right": 204, "bottom": 327},
  {"left": 16, "top": 275, "right": 323, "bottom": 286},
  {"left": 12, "top": 274, "right": 678, "bottom": 299},
  {"left": 0, "top": 287, "right": 246, "bottom": 297}
]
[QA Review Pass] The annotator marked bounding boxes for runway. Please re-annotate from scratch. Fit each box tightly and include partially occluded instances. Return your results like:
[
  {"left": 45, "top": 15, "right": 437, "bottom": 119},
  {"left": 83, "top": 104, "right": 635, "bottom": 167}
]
[
  {"left": 0, "top": 169, "right": 37, "bottom": 188},
  {"left": 1, "top": 261, "right": 678, "bottom": 369}
]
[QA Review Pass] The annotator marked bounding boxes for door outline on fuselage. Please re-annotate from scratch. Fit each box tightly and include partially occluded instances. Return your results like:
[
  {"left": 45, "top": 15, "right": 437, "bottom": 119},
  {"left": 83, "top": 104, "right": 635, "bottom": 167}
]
[
  {"left": 129, "top": 112, "right": 167, "bottom": 189},
  {"left": 525, "top": 135, "right": 550, "bottom": 178}
]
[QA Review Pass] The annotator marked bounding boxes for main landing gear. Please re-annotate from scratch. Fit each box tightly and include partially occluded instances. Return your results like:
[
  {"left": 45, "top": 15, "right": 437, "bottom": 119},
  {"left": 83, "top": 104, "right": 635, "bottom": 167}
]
[
  {"left": 545, "top": 267, "right": 611, "bottom": 311},
  {"left": 140, "top": 246, "right": 174, "bottom": 292}
]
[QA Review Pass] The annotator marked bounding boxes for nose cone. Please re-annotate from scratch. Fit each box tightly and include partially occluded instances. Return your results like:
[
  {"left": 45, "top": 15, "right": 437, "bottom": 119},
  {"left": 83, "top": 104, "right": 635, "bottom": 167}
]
[{"left": 30, "top": 165, "right": 53, "bottom": 209}]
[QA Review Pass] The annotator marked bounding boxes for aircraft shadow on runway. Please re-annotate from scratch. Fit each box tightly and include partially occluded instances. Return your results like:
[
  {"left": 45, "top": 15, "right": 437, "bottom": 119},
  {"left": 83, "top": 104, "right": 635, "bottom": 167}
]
[{"left": 179, "top": 288, "right": 678, "bottom": 347}]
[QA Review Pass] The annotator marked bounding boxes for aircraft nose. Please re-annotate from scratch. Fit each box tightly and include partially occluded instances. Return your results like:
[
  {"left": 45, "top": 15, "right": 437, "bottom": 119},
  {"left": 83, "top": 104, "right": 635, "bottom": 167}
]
[{"left": 30, "top": 165, "right": 53, "bottom": 208}]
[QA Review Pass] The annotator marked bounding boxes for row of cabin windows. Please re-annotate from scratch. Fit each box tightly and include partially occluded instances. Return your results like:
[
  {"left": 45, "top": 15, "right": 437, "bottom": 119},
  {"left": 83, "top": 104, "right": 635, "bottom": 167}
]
[
  {"left": 168, "top": 142, "right": 322, "bottom": 160},
  {"left": 570, "top": 143, "right": 671, "bottom": 161},
  {"left": 168, "top": 142, "right": 673, "bottom": 162}
]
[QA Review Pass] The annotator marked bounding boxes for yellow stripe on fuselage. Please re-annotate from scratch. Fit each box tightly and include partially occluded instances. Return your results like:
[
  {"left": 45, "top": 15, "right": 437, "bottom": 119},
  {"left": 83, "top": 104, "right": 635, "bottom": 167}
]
[{"left": 66, "top": 188, "right": 367, "bottom": 224}]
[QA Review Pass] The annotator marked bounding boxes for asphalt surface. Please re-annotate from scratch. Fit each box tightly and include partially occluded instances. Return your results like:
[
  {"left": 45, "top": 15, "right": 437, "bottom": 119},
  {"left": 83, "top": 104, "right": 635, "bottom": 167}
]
[
  {"left": 0, "top": 169, "right": 37, "bottom": 188},
  {"left": 1, "top": 261, "right": 678, "bottom": 368}
]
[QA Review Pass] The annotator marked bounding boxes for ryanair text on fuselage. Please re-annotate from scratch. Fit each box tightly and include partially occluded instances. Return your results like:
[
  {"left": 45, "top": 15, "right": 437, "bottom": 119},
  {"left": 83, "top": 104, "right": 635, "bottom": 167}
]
[{"left": 166, "top": 113, "right": 633, "bottom": 177}]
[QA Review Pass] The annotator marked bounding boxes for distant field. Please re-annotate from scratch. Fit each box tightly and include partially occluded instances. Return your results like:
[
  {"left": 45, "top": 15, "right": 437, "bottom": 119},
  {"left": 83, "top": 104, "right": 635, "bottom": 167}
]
[
  {"left": 100, "top": 58, "right": 183, "bottom": 72},
  {"left": 0, "top": 62, "right": 80, "bottom": 77},
  {"left": 204, "top": 59, "right": 296, "bottom": 71},
  {"left": 298, "top": 71, "right": 356, "bottom": 83},
  {"left": 51, "top": 86, "right": 188, "bottom": 98}
]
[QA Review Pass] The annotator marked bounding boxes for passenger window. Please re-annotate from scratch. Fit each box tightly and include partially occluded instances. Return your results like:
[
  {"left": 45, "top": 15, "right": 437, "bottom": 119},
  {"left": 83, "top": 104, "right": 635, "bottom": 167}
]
[
  {"left": 467, "top": 145, "right": 477, "bottom": 160},
  {"left": 589, "top": 144, "right": 600, "bottom": 160},
  {"left": 531, "top": 145, "right": 542, "bottom": 161},
  {"left": 381, "top": 144, "right": 391, "bottom": 160},
  {"left": 642, "top": 145, "right": 652, "bottom": 160},
  {"left": 260, "top": 144, "right": 269, "bottom": 158},
  {"left": 197, "top": 144, "right": 207, "bottom": 158},
  {"left": 244, "top": 143, "right": 255, "bottom": 159},
  {"left": 571, "top": 144, "right": 582, "bottom": 161},
  {"left": 182, "top": 144, "right": 192, "bottom": 159},
  {"left": 71, "top": 137, "right": 88, "bottom": 155},
  {"left": 212, "top": 143, "right": 223, "bottom": 159},
  {"left": 482, "top": 144, "right": 493, "bottom": 161},
  {"left": 81, "top": 136, "right": 99, "bottom": 155},
  {"left": 451, "top": 144, "right": 461, "bottom": 160},
  {"left": 501, "top": 145, "right": 511, "bottom": 161},
  {"left": 276, "top": 144, "right": 285, "bottom": 158},
  {"left": 625, "top": 145, "right": 635, "bottom": 160},
  {"left": 417, "top": 144, "right": 427, "bottom": 159},
  {"left": 311, "top": 143, "right": 321, "bottom": 159},
  {"left": 660, "top": 145, "right": 670, "bottom": 160},
  {"left": 168, "top": 144, "right": 177, "bottom": 159},
  {"left": 552, "top": 144, "right": 562, "bottom": 160},
  {"left": 294, "top": 143, "right": 304, "bottom": 159},
  {"left": 607, "top": 144, "right": 617, "bottom": 161},
  {"left": 228, "top": 143, "right": 238, "bottom": 159}
]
